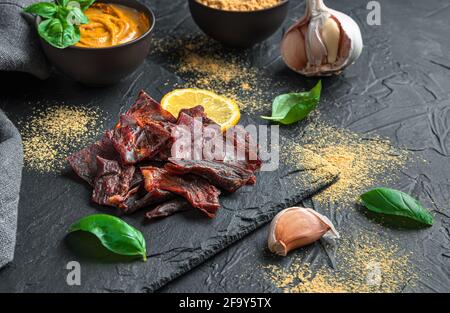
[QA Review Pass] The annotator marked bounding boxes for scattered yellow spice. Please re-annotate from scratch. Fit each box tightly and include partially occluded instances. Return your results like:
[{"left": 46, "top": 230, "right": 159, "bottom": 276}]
[
  {"left": 20, "top": 105, "right": 104, "bottom": 173},
  {"left": 151, "top": 35, "right": 278, "bottom": 113},
  {"left": 197, "top": 0, "right": 281, "bottom": 11},
  {"left": 241, "top": 82, "right": 251, "bottom": 90},
  {"left": 265, "top": 232, "right": 417, "bottom": 293},
  {"left": 281, "top": 119, "right": 410, "bottom": 205},
  {"left": 179, "top": 52, "right": 243, "bottom": 83},
  {"left": 280, "top": 146, "right": 339, "bottom": 189}
]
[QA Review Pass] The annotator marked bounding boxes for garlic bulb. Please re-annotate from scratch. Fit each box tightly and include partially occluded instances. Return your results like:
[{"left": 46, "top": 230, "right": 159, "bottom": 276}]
[
  {"left": 268, "top": 206, "right": 339, "bottom": 256},
  {"left": 281, "top": 0, "right": 363, "bottom": 76}
]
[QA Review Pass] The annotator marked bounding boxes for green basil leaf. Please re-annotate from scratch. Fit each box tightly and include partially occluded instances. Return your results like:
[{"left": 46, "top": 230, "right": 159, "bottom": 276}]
[
  {"left": 57, "top": 0, "right": 70, "bottom": 6},
  {"left": 360, "top": 187, "right": 433, "bottom": 226},
  {"left": 261, "top": 81, "right": 321, "bottom": 125},
  {"left": 66, "top": 6, "right": 89, "bottom": 25},
  {"left": 70, "top": 0, "right": 96, "bottom": 11},
  {"left": 69, "top": 214, "right": 147, "bottom": 260},
  {"left": 23, "top": 2, "right": 58, "bottom": 18},
  {"left": 38, "top": 17, "right": 80, "bottom": 49},
  {"left": 56, "top": 5, "right": 70, "bottom": 20}
]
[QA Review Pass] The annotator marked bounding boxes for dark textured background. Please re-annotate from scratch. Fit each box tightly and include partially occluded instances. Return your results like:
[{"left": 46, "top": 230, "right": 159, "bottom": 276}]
[{"left": 1, "top": 0, "right": 450, "bottom": 292}]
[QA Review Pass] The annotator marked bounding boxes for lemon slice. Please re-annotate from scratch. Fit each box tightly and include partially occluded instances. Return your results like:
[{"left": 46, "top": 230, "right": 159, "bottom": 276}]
[{"left": 161, "top": 89, "right": 240, "bottom": 131}]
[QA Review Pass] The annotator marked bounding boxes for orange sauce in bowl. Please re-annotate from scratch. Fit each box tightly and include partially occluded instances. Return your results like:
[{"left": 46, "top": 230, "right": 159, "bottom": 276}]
[{"left": 76, "top": 3, "right": 150, "bottom": 48}]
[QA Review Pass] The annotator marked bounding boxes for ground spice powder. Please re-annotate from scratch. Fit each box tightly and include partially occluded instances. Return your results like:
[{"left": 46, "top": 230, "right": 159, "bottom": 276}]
[
  {"left": 281, "top": 119, "right": 411, "bottom": 205},
  {"left": 20, "top": 105, "right": 104, "bottom": 173},
  {"left": 179, "top": 51, "right": 244, "bottom": 83},
  {"left": 280, "top": 145, "right": 340, "bottom": 189},
  {"left": 197, "top": 0, "right": 281, "bottom": 11},
  {"left": 264, "top": 232, "right": 417, "bottom": 293},
  {"left": 152, "top": 35, "right": 278, "bottom": 113}
]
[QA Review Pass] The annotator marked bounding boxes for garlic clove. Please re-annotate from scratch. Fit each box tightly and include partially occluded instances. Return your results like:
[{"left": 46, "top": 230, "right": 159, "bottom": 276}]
[
  {"left": 305, "top": 15, "right": 328, "bottom": 66},
  {"left": 320, "top": 17, "right": 340, "bottom": 64},
  {"left": 281, "top": 28, "right": 307, "bottom": 72},
  {"left": 281, "top": 0, "right": 363, "bottom": 76},
  {"left": 268, "top": 206, "right": 339, "bottom": 256}
]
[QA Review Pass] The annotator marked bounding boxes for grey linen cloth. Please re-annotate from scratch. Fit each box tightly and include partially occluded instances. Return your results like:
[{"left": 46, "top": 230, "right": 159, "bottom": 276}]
[
  {"left": 0, "top": 0, "right": 43, "bottom": 268},
  {"left": 0, "top": 110, "right": 23, "bottom": 268},
  {"left": 0, "top": 0, "right": 50, "bottom": 79}
]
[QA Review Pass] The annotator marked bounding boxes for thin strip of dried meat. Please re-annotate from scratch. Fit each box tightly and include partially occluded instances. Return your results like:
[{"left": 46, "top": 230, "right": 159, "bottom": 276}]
[
  {"left": 223, "top": 125, "right": 262, "bottom": 172},
  {"left": 141, "top": 166, "right": 221, "bottom": 218},
  {"left": 172, "top": 105, "right": 222, "bottom": 161},
  {"left": 112, "top": 115, "right": 172, "bottom": 164},
  {"left": 67, "top": 130, "right": 116, "bottom": 185},
  {"left": 165, "top": 158, "right": 255, "bottom": 192},
  {"left": 173, "top": 106, "right": 261, "bottom": 172},
  {"left": 117, "top": 184, "right": 173, "bottom": 214},
  {"left": 112, "top": 163, "right": 175, "bottom": 213},
  {"left": 145, "top": 198, "right": 192, "bottom": 221},
  {"left": 130, "top": 169, "right": 144, "bottom": 189},
  {"left": 126, "top": 90, "right": 176, "bottom": 124},
  {"left": 92, "top": 156, "right": 135, "bottom": 206},
  {"left": 178, "top": 105, "right": 217, "bottom": 126},
  {"left": 110, "top": 163, "right": 174, "bottom": 213}
]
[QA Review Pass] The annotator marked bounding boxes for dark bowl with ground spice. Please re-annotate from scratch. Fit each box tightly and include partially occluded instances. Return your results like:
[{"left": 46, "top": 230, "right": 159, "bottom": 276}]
[{"left": 189, "top": 0, "right": 289, "bottom": 48}]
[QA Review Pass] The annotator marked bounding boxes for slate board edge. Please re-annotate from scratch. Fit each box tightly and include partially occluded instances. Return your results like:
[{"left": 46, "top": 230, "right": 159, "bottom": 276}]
[{"left": 146, "top": 174, "right": 338, "bottom": 292}]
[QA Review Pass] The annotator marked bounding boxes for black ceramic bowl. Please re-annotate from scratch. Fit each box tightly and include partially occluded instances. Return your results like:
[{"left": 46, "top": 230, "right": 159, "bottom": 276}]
[
  {"left": 188, "top": 0, "right": 289, "bottom": 48},
  {"left": 37, "top": 0, "right": 155, "bottom": 86}
]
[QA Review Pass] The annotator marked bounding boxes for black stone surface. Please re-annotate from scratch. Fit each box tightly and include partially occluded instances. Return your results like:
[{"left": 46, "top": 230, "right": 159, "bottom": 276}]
[{"left": 1, "top": 0, "right": 450, "bottom": 292}]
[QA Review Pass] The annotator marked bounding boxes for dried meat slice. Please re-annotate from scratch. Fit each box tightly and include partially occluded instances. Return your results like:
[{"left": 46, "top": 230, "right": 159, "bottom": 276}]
[
  {"left": 145, "top": 198, "right": 192, "bottom": 221},
  {"left": 173, "top": 106, "right": 261, "bottom": 172},
  {"left": 112, "top": 115, "right": 172, "bottom": 164},
  {"left": 178, "top": 105, "right": 217, "bottom": 126},
  {"left": 67, "top": 130, "right": 117, "bottom": 185},
  {"left": 141, "top": 166, "right": 221, "bottom": 218},
  {"left": 223, "top": 125, "right": 262, "bottom": 172},
  {"left": 92, "top": 157, "right": 135, "bottom": 206},
  {"left": 117, "top": 184, "right": 173, "bottom": 214},
  {"left": 144, "top": 121, "right": 174, "bottom": 159},
  {"left": 126, "top": 90, "right": 176, "bottom": 124},
  {"left": 172, "top": 106, "right": 222, "bottom": 161},
  {"left": 111, "top": 115, "right": 146, "bottom": 164},
  {"left": 130, "top": 169, "right": 144, "bottom": 188},
  {"left": 165, "top": 158, "right": 255, "bottom": 193}
]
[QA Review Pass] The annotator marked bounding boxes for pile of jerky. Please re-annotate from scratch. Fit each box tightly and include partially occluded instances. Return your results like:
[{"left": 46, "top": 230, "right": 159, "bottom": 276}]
[{"left": 68, "top": 91, "right": 261, "bottom": 220}]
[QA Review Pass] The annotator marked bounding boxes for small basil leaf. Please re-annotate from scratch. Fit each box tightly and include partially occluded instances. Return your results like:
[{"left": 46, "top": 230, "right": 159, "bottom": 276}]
[
  {"left": 57, "top": 0, "right": 70, "bottom": 6},
  {"left": 69, "top": 214, "right": 147, "bottom": 260},
  {"left": 38, "top": 18, "right": 63, "bottom": 48},
  {"left": 66, "top": 6, "right": 89, "bottom": 25},
  {"left": 70, "top": 0, "right": 96, "bottom": 11},
  {"left": 360, "top": 187, "right": 433, "bottom": 226},
  {"left": 38, "top": 18, "right": 80, "bottom": 49},
  {"left": 23, "top": 2, "right": 58, "bottom": 18},
  {"left": 56, "top": 6, "right": 70, "bottom": 20},
  {"left": 261, "top": 81, "right": 321, "bottom": 125}
]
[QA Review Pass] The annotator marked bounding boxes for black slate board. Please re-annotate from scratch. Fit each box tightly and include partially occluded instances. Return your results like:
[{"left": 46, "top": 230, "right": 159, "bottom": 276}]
[{"left": 0, "top": 58, "right": 337, "bottom": 292}]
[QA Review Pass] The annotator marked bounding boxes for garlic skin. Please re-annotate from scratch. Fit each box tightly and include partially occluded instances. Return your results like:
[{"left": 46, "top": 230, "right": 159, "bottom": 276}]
[
  {"left": 281, "top": 0, "right": 363, "bottom": 76},
  {"left": 268, "top": 207, "right": 339, "bottom": 256}
]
